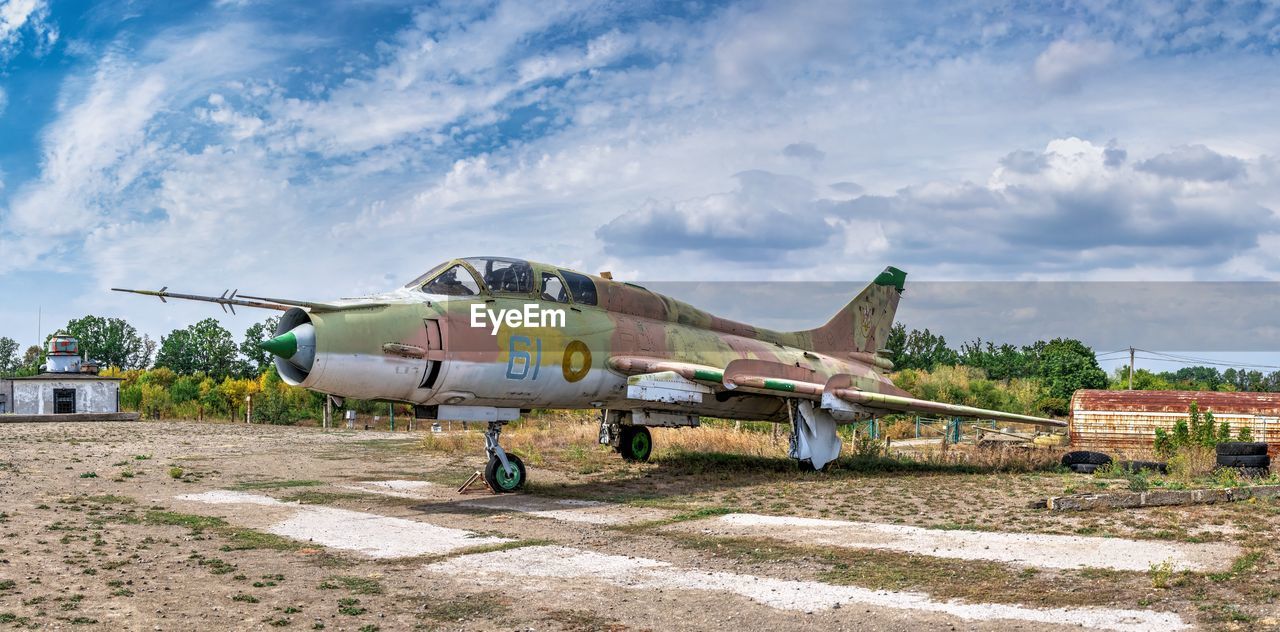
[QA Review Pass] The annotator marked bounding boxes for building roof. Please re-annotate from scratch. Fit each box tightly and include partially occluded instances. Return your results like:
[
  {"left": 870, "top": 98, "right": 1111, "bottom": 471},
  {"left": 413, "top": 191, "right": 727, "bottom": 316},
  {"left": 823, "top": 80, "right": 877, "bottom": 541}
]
[
  {"left": 1071, "top": 389, "right": 1280, "bottom": 415},
  {"left": 7, "top": 373, "right": 123, "bottom": 381}
]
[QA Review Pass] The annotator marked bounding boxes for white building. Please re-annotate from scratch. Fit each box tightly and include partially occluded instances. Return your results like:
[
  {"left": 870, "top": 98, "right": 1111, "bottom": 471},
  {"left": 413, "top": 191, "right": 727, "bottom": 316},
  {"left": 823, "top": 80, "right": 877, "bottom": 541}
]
[
  {"left": 1, "top": 374, "right": 122, "bottom": 414},
  {"left": 0, "top": 332, "right": 124, "bottom": 416}
]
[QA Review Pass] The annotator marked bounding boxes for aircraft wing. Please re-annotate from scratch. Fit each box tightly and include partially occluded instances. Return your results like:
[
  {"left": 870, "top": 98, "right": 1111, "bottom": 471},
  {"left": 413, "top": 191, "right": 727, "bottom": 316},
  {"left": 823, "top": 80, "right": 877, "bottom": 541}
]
[
  {"left": 615, "top": 356, "right": 1064, "bottom": 428},
  {"left": 822, "top": 386, "right": 1066, "bottom": 427}
]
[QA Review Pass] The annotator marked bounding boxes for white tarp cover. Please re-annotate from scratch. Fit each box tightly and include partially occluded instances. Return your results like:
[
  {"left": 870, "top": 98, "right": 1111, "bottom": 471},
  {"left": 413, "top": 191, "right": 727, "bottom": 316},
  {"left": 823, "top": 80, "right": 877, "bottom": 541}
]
[{"left": 793, "top": 401, "right": 842, "bottom": 469}]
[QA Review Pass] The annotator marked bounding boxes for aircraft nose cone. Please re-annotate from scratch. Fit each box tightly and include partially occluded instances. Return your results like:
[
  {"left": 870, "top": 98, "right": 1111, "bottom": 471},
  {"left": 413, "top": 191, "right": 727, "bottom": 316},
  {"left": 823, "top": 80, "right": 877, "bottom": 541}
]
[
  {"left": 260, "top": 323, "right": 316, "bottom": 371},
  {"left": 260, "top": 331, "right": 298, "bottom": 359}
]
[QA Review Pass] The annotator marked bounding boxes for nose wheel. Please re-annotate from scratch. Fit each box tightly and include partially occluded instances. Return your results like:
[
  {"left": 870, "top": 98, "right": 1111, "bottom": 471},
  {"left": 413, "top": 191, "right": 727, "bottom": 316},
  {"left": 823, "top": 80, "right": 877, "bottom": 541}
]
[{"left": 481, "top": 421, "right": 526, "bottom": 492}]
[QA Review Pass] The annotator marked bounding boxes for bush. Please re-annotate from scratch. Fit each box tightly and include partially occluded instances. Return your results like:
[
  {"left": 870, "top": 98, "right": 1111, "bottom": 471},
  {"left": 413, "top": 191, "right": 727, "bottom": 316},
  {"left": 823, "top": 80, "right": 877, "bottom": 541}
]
[{"left": 1155, "top": 402, "right": 1234, "bottom": 458}]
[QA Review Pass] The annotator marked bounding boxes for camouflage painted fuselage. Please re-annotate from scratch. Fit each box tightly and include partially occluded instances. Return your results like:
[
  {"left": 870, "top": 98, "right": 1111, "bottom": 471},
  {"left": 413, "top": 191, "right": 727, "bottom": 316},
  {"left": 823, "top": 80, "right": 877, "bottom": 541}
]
[{"left": 277, "top": 258, "right": 907, "bottom": 423}]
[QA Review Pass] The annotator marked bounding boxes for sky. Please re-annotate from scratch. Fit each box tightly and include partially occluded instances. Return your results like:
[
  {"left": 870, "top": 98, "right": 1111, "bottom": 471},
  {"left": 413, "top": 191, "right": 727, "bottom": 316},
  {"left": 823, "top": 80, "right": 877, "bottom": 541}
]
[{"left": 1, "top": 0, "right": 1279, "bottom": 371}]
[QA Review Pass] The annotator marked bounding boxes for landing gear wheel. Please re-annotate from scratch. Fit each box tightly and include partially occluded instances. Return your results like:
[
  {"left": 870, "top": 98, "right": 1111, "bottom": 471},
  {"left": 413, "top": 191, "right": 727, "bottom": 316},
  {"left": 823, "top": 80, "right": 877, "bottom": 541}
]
[
  {"left": 484, "top": 453, "right": 526, "bottom": 493},
  {"left": 618, "top": 426, "right": 653, "bottom": 462}
]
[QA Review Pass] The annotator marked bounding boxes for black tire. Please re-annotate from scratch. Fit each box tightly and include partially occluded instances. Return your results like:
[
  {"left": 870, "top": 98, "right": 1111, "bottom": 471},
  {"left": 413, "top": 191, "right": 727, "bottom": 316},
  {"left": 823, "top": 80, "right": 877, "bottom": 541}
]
[
  {"left": 483, "top": 453, "right": 526, "bottom": 493},
  {"left": 618, "top": 426, "right": 653, "bottom": 462},
  {"left": 1119, "top": 460, "right": 1168, "bottom": 474},
  {"left": 1070, "top": 463, "right": 1100, "bottom": 474},
  {"left": 1216, "top": 454, "right": 1271, "bottom": 468},
  {"left": 1062, "top": 451, "right": 1112, "bottom": 466},
  {"left": 1216, "top": 442, "right": 1268, "bottom": 457}
]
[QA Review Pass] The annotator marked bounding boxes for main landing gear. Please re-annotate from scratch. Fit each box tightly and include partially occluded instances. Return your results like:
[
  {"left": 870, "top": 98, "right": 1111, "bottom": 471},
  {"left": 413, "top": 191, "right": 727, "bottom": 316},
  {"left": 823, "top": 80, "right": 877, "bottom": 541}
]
[
  {"left": 618, "top": 426, "right": 653, "bottom": 462},
  {"left": 482, "top": 421, "right": 526, "bottom": 492},
  {"left": 598, "top": 410, "right": 660, "bottom": 463}
]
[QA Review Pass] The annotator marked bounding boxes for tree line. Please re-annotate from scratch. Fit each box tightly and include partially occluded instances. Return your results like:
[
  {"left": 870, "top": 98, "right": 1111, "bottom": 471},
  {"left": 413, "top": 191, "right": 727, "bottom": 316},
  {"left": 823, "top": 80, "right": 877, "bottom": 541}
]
[
  {"left": 883, "top": 323, "right": 1108, "bottom": 413},
  {"left": 882, "top": 323, "right": 1280, "bottom": 405}
]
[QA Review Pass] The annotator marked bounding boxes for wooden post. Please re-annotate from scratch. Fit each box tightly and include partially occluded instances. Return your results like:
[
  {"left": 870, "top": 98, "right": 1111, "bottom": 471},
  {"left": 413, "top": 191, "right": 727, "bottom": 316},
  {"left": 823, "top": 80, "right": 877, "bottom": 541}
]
[
  {"left": 324, "top": 396, "right": 332, "bottom": 430},
  {"left": 1128, "top": 347, "right": 1135, "bottom": 390}
]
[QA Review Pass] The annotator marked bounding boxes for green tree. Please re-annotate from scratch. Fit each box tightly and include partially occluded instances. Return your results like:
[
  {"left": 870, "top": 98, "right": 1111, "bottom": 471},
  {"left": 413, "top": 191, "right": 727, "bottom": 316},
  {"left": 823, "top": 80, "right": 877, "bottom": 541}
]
[
  {"left": 884, "top": 323, "right": 907, "bottom": 368},
  {"left": 959, "top": 339, "right": 1029, "bottom": 381},
  {"left": 154, "top": 319, "right": 243, "bottom": 379},
  {"left": 140, "top": 383, "right": 172, "bottom": 419},
  {"left": 20, "top": 345, "right": 43, "bottom": 374},
  {"left": 898, "top": 328, "right": 959, "bottom": 370},
  {"left": 62, "top": 315, "right": 151, "bottom": 369},
  {"left": 0, "top": 337, "right": 19, "bottom": 375},
  {"left": 252, "top": 366, "right": 295, "bottom": 425},
  {"left": 1036, "top": 338, "right": 1107, "bottom": 405},
  {"left": 171, "top": 375, "right": 201, "bottom": 404},
  {"left": 240, "top": 316, "right": 281, "bottom": 377}
]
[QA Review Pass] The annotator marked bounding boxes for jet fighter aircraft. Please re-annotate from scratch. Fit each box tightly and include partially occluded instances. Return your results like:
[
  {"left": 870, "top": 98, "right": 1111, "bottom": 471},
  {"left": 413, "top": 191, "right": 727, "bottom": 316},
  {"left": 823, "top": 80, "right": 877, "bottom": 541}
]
[{"left": 116, "top": 257, "right": 1063, "bottom": 492}]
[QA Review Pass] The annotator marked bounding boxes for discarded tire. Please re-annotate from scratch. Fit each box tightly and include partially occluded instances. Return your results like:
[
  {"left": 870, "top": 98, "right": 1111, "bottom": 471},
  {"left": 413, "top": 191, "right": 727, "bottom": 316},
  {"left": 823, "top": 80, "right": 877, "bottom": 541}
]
[
  {"left": 1216, "top": 442, "right": 1268, "bottom": 457},
  {"left": 1236, "top": 466, "right": 1271, "bottom": 478},
  {"left": 1069, "top": 463, "right": 1100, "bottom": 474},
  {"left": 1118, "top": 460, "right": 1168, "bottom": 474},
  {"left": 1062, "top": 451, "right": 1112, "bottom": 467},
  {"left": 1216, "top": 454, "right": 1271, "bottom": 468}
]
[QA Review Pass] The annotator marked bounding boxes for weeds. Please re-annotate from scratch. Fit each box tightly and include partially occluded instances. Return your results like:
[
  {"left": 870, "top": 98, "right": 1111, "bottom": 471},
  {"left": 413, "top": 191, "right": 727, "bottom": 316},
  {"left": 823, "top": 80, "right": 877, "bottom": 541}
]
[
  {"left": 318, "top": 576, "right": 383, "bottom": 595},
  {"left": 1149, "top": 560, "right": 1174, "bottom": 588},
  {"left": 336, "top": 598, "right": 366, "bottom": 616}
]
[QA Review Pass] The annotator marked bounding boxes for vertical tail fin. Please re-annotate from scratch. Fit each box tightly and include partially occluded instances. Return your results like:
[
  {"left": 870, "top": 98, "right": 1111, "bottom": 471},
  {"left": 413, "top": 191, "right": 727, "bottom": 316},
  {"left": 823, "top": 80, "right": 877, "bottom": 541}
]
[{"left": 795, "top": 266, "right": 905, "bottom": 356}]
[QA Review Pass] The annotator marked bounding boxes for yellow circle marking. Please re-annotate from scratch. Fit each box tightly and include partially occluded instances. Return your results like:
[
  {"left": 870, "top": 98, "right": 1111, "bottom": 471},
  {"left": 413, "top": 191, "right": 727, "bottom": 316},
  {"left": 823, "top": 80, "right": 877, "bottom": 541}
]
[{"left": 562, "top": 340, "right": 592, "bottom": 383}]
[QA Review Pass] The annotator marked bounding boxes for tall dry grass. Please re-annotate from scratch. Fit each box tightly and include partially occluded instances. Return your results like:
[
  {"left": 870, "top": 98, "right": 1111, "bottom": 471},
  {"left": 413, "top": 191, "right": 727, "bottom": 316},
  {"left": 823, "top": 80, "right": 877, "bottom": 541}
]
[
  {"left": 419, "top": 412, "right": 790, "bottom": 473},
  {"left": 418, "top": 411, "right": 1064, "bottom": 475}
]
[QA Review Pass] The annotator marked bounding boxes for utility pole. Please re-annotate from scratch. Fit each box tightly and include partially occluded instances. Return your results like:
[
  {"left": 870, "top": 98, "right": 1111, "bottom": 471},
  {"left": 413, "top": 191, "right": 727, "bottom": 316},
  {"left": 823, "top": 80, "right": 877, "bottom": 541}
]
[{"left": 1128, "top": 347, "right": 1135, "bottom": 390}]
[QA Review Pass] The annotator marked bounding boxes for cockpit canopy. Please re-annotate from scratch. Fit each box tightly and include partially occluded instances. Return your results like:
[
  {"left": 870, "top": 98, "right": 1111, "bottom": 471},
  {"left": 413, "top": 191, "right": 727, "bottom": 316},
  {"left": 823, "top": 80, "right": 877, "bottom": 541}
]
[{"left": 406, "top": 257, "right": 598, "bottom": 305}]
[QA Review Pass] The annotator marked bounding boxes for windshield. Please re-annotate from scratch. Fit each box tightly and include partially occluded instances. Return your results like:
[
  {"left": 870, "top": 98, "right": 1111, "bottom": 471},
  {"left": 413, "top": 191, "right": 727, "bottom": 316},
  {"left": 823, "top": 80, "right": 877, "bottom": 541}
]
[{"left": 404, "top": 261, "right": 451, "bottom": 289}]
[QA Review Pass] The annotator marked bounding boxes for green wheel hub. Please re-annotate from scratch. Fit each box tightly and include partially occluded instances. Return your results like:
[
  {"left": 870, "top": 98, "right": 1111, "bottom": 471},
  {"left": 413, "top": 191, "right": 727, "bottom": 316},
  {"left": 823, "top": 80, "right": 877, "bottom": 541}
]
[
  {"left": 483, "top": 453, "right": 526, "bottom": 493},
  {"left": 631, "top": 430, "right": 651, "bottom": 460},
  {"left": 494, "top": 463, "right": 522, "bottom": 491},
  {"left": 619, "top": 426, "right": 652, "bottom": 462}
]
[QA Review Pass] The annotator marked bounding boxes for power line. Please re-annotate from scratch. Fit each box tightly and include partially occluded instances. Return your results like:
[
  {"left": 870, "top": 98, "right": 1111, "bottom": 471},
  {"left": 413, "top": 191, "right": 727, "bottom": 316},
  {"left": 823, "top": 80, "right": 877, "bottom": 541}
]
[
  {"left": 1129, "top": 353, "right": 1280, "bottom": 371},
  {"left": 1135, "top": 348, "right": 1280, "bottom": 371}
]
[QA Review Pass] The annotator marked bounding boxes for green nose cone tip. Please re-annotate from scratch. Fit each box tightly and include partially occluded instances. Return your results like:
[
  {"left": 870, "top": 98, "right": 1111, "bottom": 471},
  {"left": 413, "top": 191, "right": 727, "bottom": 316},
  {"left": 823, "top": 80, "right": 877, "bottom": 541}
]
[{"left": 259, "top": 331, "right": 298, "bottom": 359}]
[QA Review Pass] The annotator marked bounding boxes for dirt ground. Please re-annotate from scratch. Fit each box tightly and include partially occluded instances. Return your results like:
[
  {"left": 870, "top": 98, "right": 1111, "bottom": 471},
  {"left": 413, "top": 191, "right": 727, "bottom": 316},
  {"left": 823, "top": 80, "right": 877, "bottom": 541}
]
[{"left": 1, "top": 420, "right": 1279, "bottom": 631}]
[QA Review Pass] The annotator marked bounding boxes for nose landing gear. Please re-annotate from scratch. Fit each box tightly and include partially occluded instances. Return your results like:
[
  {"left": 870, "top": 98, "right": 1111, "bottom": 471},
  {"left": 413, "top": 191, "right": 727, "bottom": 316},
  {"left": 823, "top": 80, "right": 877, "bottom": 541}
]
[{"left": 482, "top": 421, "right": 526, "bottom": 492}]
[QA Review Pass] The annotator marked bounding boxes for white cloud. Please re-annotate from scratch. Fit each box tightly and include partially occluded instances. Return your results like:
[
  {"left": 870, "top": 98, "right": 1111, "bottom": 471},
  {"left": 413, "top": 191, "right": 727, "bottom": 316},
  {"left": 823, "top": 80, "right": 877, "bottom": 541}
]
[
  {"left": 1033, "top": 40, "right": 1115, "bottom": 92},
  {"left": 597, "top": 170, "right": 828, "bottom": 258},
  {"left": 1, "top": 23, "right": 287, "bottom": 268},
  {"left": 829, "top": 138, "right": 1277, "bottom": 278},
  {"left": 0, "top": 0, "right": 55, "bottom": 59},
  {"left": 278, "top": 0, "right": 601, "bottom": 155},
  {"left": 0, "top": 0, "right": 40, "bottom": 41}
]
